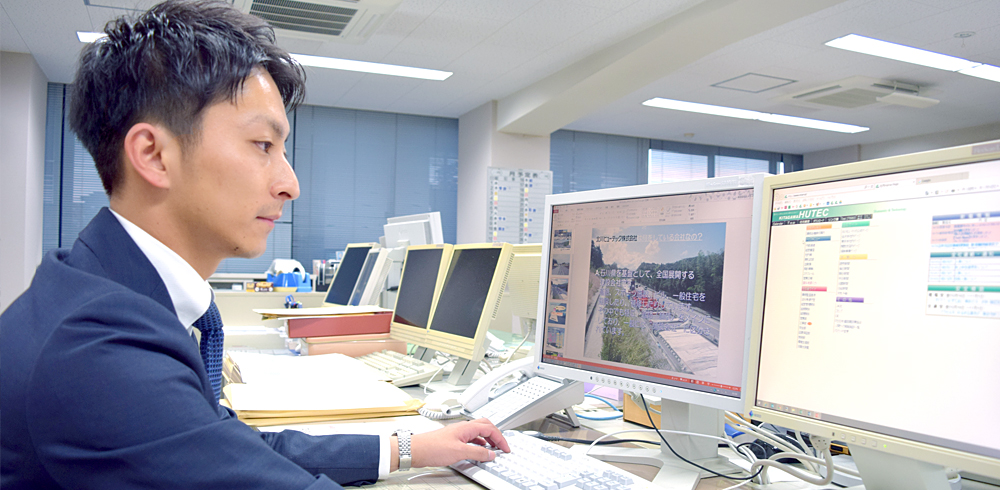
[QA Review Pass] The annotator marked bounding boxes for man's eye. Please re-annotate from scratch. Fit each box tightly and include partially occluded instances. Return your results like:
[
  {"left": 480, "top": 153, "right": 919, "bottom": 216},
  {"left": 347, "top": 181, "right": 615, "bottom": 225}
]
[{"left": 257, "top": 141, "right": 273, "bottom": 152}]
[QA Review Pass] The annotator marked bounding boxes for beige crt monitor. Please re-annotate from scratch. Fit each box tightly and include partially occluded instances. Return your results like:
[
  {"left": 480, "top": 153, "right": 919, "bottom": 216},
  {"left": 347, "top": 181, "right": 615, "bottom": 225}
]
[
  {"left": 323, "top": 243, "right": 378, "bottom": 306},
  {"left": 746, "top": 140, "right": 1000, "bottom": 488},
  {"left": 508, "top": 243, "right": 543, "bottom": 320},
  {"left": 423, "top": 242, "right": 514, "bottom": 387},
  {"left": 388, "top": 244, "right": 453, "bottom": 354}
]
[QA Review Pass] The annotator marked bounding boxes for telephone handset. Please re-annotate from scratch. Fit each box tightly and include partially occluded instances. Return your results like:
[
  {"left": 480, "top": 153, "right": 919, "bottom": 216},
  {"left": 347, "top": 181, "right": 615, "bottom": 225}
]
[
  {"left": 457, "top": 357, "right": 584, "bottom": 430},
  {"left": 459, "top": 357, "right": 535, "bottom": 412},
  {"left": 419, "top": 357, "right": 535, "bottom": 420},
  {"left": 418, "top": 357, "right": 584, "bottom": 429}
]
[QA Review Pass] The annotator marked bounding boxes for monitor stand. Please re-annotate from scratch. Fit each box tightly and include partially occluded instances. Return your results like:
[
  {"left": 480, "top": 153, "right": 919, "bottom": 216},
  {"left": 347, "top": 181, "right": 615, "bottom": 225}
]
[
  {"left": 419, "top": 355, "right": 481, "bottom": 393},
  {"left": 842, "top": 445, "right": 952, "bottom": 490},
  {"left": 413, "top": 346, "right": 436, "bottom": 363},
  {"left": 584, "top": 399, "right": 743, "bottom": 490}
]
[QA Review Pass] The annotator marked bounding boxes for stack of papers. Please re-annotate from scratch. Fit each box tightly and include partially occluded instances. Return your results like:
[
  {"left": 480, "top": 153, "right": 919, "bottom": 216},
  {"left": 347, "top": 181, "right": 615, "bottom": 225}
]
[
  {"left": 222, "top": 352, "right": 422, "bottom": 427},
  {"left": 253, "top": 305, "right": 390, "bottom": 320}
]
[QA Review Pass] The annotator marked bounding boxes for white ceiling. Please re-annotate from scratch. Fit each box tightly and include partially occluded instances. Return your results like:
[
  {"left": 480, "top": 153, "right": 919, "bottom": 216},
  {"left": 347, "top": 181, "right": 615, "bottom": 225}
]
[{"left": 2, "top": 0, "right": 999, "bottom": 155}]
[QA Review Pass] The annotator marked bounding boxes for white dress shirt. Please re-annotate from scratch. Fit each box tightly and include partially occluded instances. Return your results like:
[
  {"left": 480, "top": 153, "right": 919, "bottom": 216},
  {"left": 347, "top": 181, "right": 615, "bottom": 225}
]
[{"left": 109, "top": 209, "right": 391, "bottom": 478}]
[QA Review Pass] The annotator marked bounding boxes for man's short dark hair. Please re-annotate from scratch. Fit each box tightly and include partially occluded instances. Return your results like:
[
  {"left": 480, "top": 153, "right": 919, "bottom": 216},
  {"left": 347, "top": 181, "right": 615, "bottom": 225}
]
[{"left": 69, "top": 0, "right": 306, "bottom": 196}]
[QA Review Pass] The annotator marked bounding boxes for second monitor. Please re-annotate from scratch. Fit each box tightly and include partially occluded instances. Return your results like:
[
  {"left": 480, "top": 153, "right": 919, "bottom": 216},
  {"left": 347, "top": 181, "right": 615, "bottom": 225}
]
[
  {"left": 422, "top": 242, "right": 514, "bottom": 387},
  {"left": 534, "top": 174, "right": 767, "bottom": 486}
]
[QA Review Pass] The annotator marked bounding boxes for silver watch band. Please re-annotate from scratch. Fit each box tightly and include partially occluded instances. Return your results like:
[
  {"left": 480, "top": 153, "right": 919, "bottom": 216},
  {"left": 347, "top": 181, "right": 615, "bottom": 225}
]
[{"left": 394, "top": 429, "right": 412, "bottom": 471}]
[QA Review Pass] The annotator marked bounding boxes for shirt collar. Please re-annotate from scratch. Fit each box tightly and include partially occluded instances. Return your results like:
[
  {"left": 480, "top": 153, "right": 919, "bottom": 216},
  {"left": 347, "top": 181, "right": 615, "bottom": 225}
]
[{"left": 109, "top": 209, "right": 212, "bottom": 334}]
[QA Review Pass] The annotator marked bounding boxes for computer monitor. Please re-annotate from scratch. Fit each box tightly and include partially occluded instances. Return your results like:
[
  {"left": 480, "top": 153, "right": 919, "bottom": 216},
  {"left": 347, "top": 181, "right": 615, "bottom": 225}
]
[
  {"left": 508, "top": 243, "right": 543, "bottom": 321},
  {"left": 323, "top": 243, "right": 377, "bottom": 306},
  {"left": 423, "top": 242, "right": 514, "bottom": 387},
  {"left": 747, "top": 141, "right": 1000, "bottom": 487},
  {"left": 534, "top": 174, "right": 767, "bottom": 486},
  {"left": 487, "top": 243, "right": 543, "bottom": 344},
  {"left": 347, "top": 248, "right": 392, "bottom": 307},
  {"left": 389, "top": 244, "right": 454, "bottom": 348},
  {"left": 384, "top": 212, "right": 444, "bottom": 248},
  {"left": 383, "top": 212, "right": 446, "bottom": 308}
]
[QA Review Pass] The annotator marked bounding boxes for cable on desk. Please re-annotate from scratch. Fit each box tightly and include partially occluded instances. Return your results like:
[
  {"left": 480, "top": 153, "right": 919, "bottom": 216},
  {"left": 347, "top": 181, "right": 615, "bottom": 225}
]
[
  {"left": 523, "top": 431, "right": 658, "bottom": 447},
  {"left": 574, "top": 394, "right": 623, "bottom": 420},
  {"left": 639, "top": 394, "right": 763, "bottom": 482}
]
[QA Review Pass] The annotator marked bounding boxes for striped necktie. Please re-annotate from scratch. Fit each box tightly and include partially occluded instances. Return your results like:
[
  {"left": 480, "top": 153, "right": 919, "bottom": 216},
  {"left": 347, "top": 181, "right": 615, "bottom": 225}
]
[{"left": 193, "top": 301, "right": 224, "bottom": 400}]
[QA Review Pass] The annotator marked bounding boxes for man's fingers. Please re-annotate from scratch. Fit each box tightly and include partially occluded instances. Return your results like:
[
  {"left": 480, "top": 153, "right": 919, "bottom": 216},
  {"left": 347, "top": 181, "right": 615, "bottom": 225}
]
[
  {"left": 470, "top": 419, "right": 510, "bottom": 452},
  {"left": 465, "top": 443, "right": 498, "bottom": 462}
]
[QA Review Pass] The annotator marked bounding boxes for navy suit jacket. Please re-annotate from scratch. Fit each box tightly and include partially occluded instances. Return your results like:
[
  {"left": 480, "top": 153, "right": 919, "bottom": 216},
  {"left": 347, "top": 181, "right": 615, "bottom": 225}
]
[{"left": 1, "top": 208, "right": 379, "bottom": 489}]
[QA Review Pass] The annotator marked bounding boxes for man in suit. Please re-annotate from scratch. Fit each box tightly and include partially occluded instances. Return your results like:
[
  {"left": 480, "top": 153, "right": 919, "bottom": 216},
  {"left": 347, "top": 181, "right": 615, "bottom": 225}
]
[{"left": 0, "top": 1, "right": 508, "bottom": 488}]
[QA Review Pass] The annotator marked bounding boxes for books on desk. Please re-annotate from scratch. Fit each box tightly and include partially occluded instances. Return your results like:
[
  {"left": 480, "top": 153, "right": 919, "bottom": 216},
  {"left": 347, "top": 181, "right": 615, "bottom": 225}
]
[
  {"left": 254, "top": 305, "right": 392, "bottom": 338},
  {"left": 222, "top": 351, "right": 422, "bottom": 427},
  {"left": 301, "top": 333, "right": 406, "bottom": 357}
]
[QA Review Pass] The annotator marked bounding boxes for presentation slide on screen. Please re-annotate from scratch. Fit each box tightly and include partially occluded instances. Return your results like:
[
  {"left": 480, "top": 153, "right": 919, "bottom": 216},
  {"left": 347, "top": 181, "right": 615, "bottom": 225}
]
[{"left": 542, "top": 189, "right": 755, "bottom": 396}]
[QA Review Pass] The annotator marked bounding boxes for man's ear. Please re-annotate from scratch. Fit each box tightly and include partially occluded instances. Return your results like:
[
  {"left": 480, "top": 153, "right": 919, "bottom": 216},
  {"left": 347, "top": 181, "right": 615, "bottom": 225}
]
[{"left": 122, "top": 122, "right": 176, "bottom": 190}]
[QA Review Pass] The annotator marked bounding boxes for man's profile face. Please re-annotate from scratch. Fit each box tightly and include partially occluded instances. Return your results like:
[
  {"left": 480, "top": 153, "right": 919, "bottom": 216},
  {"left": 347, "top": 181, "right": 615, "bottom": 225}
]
[{"left": 169, "top": 68, "right": 299, "bottom": 262}]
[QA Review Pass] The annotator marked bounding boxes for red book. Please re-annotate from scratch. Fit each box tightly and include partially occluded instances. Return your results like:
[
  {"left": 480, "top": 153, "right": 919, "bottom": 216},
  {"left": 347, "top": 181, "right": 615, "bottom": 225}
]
[{"left": 285, "top": 312, "right": 392, "bottom": 338}]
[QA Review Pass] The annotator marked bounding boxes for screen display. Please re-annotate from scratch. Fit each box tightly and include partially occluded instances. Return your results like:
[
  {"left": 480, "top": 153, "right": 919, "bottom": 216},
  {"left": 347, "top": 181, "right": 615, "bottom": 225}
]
[
  {"left": 325, "top": 245, "right": 372, "bottom": 305},
  {"left": 756, "top": 158, "right": 1000, "bottom": 459},
  {"left": 348, "top": 250, "right": 379, "bottom": 306},
  {"left": 428, "top": 248, "right": 503, "bottom": 339},
  {"left": 393, "top": 248, "right": 444, "bottom": 328},
  {"left": 540, "top": 188, "right": 757, "bottom": 398}
]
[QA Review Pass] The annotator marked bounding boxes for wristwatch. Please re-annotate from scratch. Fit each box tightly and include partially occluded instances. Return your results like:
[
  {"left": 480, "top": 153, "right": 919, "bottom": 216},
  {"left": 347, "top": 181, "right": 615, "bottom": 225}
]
[{"left": 394, "top": 429, "right": 412, "bottom": 471}]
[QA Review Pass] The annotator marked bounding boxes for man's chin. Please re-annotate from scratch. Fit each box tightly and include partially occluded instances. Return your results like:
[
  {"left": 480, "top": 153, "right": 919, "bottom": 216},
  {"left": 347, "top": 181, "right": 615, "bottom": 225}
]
[{"left": 231, "top": 243, "right": 268, "bottom": 260}]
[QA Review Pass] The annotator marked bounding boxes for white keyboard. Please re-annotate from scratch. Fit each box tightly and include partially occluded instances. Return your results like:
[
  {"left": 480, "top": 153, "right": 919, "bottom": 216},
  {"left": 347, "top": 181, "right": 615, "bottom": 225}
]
[
  {"left": 356, "top": 350, "right": 443, "bottom": 387},
  {"left": 468, "top": 376, "right": 564, "bottom": 426},
  {"left": 452, "top": 430, "right": 656, "bottom": 490}
]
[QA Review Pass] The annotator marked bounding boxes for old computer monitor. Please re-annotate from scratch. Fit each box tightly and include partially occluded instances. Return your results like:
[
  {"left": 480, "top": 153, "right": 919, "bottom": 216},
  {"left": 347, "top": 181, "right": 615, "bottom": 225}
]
[
  {"left": 323, "top": 243, "right": 377, "bottom": 306},
  {"left": 382, "top": 212, "right": 446, "bottom": 308},
  {"left": 384, "top": 212, "right": 444, "bottom": 248},
  {"left": 508, "top": 243, "right": 543, "bottom": 321},
  {"left": 534, "top": 174, "right": 767, "bottom": 486},
  {"left": 488, "top": 243, "right": 544, "bottom": 347},
  {"left": 389, "top": 244, "right": 454, "bottom": 352},
  {"left": 348, "top": 248, "right": 392, "bottom": 307},
  {"left": 423, "top": 242, "right": 514, "bottom": 387},
  {"left": 747, "top": 141, "right": 1000, "bottom": 488}
]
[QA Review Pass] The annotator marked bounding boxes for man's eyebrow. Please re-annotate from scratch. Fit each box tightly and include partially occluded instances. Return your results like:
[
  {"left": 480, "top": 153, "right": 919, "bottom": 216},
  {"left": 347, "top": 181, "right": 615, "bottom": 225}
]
[{"left": 244, "top": 115, "right": 289, "bottom": 140}]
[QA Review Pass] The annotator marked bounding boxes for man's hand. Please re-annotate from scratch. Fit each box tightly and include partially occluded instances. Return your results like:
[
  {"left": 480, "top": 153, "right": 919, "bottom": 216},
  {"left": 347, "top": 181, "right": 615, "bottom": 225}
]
[{"left": 395, "top": 418, "right": 510, "bottom": 470}]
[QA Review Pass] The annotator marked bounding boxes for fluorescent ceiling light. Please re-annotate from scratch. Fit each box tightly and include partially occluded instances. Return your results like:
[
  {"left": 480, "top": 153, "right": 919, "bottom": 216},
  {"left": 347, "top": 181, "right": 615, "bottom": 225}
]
[
  {"left": 960, "top": 63, "right": 1000, "bottom": 83},
  {"left": 291, "top": 53, "right": 451, "bottom": 81},
  {"left": 642, "top": 98, "right": 869, "bottom": 134},
  {"left": 77, "top": 31, "right": 108, "bottom": 43},
  {"left": 826, "top": 34, "right": 1000, "bottom": 83}
]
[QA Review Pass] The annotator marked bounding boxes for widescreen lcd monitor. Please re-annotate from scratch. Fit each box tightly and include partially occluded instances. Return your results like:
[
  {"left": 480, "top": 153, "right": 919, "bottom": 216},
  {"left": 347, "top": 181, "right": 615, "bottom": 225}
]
[{"left": 747, "top": 141, "right": 1000, "bottom": 486}]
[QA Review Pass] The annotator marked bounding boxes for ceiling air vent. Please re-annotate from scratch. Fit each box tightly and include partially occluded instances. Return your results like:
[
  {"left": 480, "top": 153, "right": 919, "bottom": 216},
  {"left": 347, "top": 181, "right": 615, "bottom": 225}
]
[
  {"left": 774, "top": 76, "right": 931, "bottom": 109},
  {"left": 233, "top": 0, "right": 401, "bottom": 43}
]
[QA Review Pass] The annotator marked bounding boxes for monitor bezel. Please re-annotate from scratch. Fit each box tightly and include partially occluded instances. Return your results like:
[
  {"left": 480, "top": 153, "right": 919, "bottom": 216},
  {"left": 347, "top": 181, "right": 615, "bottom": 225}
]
[
  {"left": 389, "top": 243, "right": 454, "bottom": 346},
  {"left": 533, "top": 174, "right": 767, "bottom": 413},
  {"left": 423, "top": 242, "right": 514, "bottom": 363},
  {"left": 744, "top": 140, "right": 1000, "bottom": 478},
  {"left": 323, "top": 242, "right": 378, "bottom": 306}
]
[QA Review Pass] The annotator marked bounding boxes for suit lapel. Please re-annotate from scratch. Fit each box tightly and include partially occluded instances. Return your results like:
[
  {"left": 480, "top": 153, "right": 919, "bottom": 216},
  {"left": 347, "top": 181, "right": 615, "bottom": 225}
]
[{"left": 76, "top": 207, "right": 176, "bottom": 316}]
